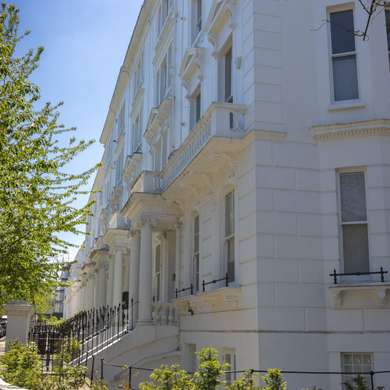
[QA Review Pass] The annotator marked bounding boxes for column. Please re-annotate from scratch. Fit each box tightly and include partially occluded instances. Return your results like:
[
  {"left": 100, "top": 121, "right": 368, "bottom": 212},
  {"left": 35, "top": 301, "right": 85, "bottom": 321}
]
[
  {"left": 138, "top": 219, "right": 153, "bottom": 324},
  {"left": 107, "top": 256, "right": 114, "bottom": 306},
  {"left": 129, "top": 230, "right": 140, "bottom": 326},
  {"left": 98, "top": 261, "right": 107, "bottom": 308},
  {"left": 175, "top": 221, "right": 182, "bottom": 291},
  {"left": 5, "top": 301, "right": 33, "bottom": 350},
  {"left": 113, "top": 249, "right": 123, "bottom": 306}
]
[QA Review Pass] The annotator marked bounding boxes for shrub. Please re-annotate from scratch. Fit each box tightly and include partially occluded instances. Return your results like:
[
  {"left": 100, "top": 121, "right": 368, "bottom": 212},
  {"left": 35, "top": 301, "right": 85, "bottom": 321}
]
[{"left": 0, "top": 342, "right": 43, "bottom": 389}]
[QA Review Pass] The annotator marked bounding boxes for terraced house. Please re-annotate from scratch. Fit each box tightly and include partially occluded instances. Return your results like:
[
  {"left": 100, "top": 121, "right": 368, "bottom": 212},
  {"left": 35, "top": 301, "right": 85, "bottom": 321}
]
[{"left": 64, "top": 0, "right": 390, "bottom": 388}]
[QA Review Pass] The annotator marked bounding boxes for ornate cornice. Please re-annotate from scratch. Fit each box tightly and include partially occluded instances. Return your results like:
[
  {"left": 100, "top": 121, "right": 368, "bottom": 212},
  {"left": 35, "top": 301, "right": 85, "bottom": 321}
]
[{"left": 311, "top": 119, "right": 390, "bottom": 142}]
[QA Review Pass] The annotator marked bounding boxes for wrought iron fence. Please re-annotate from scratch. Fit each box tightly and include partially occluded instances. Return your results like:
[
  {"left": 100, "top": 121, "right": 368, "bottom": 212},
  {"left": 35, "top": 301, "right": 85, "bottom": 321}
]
[
  {"left": 28, "top": 302, "right": 130, "bottom": 369},
  {"left": 90, "top": 359, "right": 390, "bottom": 390}
]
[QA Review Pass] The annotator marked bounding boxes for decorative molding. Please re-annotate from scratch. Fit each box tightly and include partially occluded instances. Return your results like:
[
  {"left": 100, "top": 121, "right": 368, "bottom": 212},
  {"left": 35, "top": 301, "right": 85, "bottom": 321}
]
[
  {"left": 204, "top": 0, "right": 237, "bottom": 49},
  {"left": 311, "top": 119, "right": 390, "bottom": 142},
  {"left": 176, "top": 286, "right": 241, "bottom": 315},
  {"left": 180, "top": 48, "right": 204, "bottom": 91},
  {"left": 329, "top": 283, "right": 390, "bottom": 309},
  {"left": 154, "top": 11, "right": 175, "bottom": 67}
]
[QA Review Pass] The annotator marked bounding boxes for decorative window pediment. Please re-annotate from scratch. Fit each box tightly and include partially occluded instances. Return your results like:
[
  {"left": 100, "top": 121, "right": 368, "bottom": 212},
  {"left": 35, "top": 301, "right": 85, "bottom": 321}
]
[
  {"left": 180, "top": 47, "right": 204, "bottom": 91},
  {"left": 144, "top": 99, "right": 172, "bottom": 146},
  {"left": 204, "top": 0, "right": 236, "bottom": 51}
]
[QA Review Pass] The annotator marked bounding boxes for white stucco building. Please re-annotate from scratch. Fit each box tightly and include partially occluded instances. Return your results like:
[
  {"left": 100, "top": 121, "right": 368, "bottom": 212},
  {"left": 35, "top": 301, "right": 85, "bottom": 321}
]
[{"left": 64, "top": 1, "right": 390, "bottom": 388}]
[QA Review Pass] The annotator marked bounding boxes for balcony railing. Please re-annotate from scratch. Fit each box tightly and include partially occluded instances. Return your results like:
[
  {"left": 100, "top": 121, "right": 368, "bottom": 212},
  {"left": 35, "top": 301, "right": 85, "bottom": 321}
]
[
  {"left": 131, "top": 170, "right": 161, "bottom": 194},
  {"left": 161, "top": 102, "right": 246, "bottom": 190},
  {"left": 151, "top": 302, "right": 177, "bottom": 325},
  {"left": 330, "top": 267, "right": 388, "bottom": 285}
]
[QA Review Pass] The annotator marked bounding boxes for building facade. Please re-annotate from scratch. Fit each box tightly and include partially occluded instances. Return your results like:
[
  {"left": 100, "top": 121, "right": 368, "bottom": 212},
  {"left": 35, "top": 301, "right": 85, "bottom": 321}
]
[{"left": 64, "top": 0, "right": 390, "bottom": 388}]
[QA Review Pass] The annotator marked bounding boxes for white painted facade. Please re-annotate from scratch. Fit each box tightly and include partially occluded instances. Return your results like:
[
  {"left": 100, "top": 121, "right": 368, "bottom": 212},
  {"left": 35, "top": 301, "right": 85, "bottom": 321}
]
[{"left": 64, "top": 1, "right": 390, "bottom": 388}]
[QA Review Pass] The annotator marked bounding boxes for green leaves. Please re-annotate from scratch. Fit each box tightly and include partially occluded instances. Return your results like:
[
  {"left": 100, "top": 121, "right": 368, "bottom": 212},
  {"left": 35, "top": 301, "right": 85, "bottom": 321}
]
[
  {"left": 140, "top": 348, "right": 288, "bottom": 390},
  {"left": 0, "top": 3, "right": 96, "bottom": 307}
]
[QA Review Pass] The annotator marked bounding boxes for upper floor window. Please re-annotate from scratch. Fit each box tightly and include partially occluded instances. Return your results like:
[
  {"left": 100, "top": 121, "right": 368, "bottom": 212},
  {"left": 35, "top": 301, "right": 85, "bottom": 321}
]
[
  {"left": 341, "top": 352, "right": 372, "bottom": 389},
  {"left": 339, "top": 171, "right": 369, "bottom": 274},
  {"left": 132, "top": 111, "right": 142, "bottom": 153},
  {"left": 219, "top": 41, "right": 233, "bottom": 103},
  {"left": 190, "top": 87, "right": 201, "bottom": 130},
  {"left": 329, "top": 9, "right": 359, "bottom": 101},
  {"left": 193, "top": 214, "right": 200, "bottom": 292},
  {"left": 114, "top": 148, "right": 124, "bottom": 186},
  {"left": 156, "top": 45, "right": 174, "bottom": 106},
  {"left": 225, "top": 191, "right": 235, "bottom": 282},
  {"left": 386, "top": 8, "right": 390, "bottom": 69},
  {"left": 158, "top": 0, "right": 172, "bottom": 35},
  {"left": 192, "top": 0, "right": 202, "bottom": 43},
  {"left": 134, "top": 52, "right": 144, "bottom": 94},
  {"left": 118, "top": 102, "right": 126, "bottom": 135}
]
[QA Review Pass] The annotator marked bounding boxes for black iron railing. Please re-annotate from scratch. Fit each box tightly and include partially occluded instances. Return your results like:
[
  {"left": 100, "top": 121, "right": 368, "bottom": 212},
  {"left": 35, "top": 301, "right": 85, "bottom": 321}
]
[
  {"left": 330, "top": 267, "right": 388, "bottom": 284},
  {"left": 202, "top": 273, "right": 229, "bottom": 292},
  {"left": 29, "top": 302, "right": 131, "bottom": 369},
  {"left": 175, "top": 284, "right": 194, "bottom": 298}
]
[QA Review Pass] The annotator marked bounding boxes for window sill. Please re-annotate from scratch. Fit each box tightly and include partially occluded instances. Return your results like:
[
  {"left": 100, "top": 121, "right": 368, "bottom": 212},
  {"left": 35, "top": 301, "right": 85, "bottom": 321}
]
[
  {"left": 175, "top": 285, "right": 242, "bottom": 315},
  {"left": 328, "top": 100, "right": 366, "bottom": 112},
  {"left": 329, "top": 282, "right": 390, "bottom": 309}
]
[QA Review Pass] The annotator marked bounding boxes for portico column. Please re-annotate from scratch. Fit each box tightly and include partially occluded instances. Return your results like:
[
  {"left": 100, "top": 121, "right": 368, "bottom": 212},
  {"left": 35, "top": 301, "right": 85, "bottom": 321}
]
[
  {"left": 129, "top": 230, "right": 140, "bottom": 325},
  {"left": 98, "top": 261, "right": 107, "bottom": 308},
  {"left": 107, "top": 257, "right": 114, "bottom": 306},
  {"left": 138, "top": 219, "right": 153, "bottom": 324},
  {"left": 175, "top": 221, "right": 182, "bottom": 291},
  {"left": 113, "top": 249, "right": 123, "bottom": 306}
]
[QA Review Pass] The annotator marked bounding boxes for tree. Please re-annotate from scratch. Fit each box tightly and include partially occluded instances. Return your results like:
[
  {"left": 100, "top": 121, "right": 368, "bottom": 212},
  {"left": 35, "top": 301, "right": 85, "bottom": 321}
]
[
  {"left": 0, "top": 3, "right": 96, "bottom": 307},
  {"left": 139, "top": 347, "right": 288, "bottom": 390},
  {"left": 356, "top": 0, "right": 387, "bottom": 40}
]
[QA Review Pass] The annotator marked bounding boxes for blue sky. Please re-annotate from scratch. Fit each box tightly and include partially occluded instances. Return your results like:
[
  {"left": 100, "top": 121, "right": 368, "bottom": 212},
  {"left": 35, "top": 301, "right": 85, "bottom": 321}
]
[{"left": 12, "top": 0, "right": 143, "bottom": 260}]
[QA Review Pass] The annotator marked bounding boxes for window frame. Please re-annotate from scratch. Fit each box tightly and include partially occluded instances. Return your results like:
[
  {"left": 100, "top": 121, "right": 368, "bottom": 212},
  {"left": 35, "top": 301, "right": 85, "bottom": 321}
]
[
  {"left": 190, "top": 86, "right": 202, "bottom": 131},
  {"left": 224, "top": 190, "right": 235, "bottom": 283},
  {"left": 191, "top": 0, "right": 202, "bottom": 44},
  {"left": 328, "top": 7, "right": 360, "bottom": 103},
  {"left": 222, "top": 350, "right": 237, "bottom": 385},
  {"left": 218, "top": 36, "right": 233, "bottom": 103},
  {"left": 385, "top": 7, "right": 390, "bottom": 70},
  {"left": 132, "top": 110, "right": 143, "bottom": 154},
  {"left": 337, "top": 168, "right": 370, "bottom": 275},
  {"left": 193, "top": 213, "right": 200, "bottom": 292},
  {"left": 341, "top": 352, "right": 373, "bottom": 389}
]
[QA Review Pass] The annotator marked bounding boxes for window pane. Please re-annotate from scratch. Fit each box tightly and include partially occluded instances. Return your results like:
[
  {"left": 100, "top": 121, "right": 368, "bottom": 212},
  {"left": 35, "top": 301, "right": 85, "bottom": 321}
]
[
  {"left": 340, "top": 172, "right": 366, "bottom": 222},
  {"left": 330, "top": 10, "right": 355, "bottom": 54},
  {"left": 342, "top": 224, "right": 369, "bottom": 273},
  {"left": 227, "top": 238, "right": 235, "bottom": 281},
  {"left": 196, "top": 92, "right": 201, "bottom": 122},
  {"left": 225, "top": 191, "right": 234, "bottom": 236},
  {"left": 386, "top": 10, "right": 390, "bottom": 51},
  {"left": 225, "top": 47, "right": 232, "bottom": 102},
  {"left": 333, "top": 55, "right": 358, "bottom": 101}
]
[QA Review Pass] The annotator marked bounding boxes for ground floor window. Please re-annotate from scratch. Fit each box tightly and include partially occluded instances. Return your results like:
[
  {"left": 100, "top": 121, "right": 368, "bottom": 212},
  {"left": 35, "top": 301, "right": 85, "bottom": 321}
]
[
  {"left": 341, "top": 352, "right": 372, "bottom": 389},
  {"left": 223, "top": 350, "right": 236, "bottom": 384}
]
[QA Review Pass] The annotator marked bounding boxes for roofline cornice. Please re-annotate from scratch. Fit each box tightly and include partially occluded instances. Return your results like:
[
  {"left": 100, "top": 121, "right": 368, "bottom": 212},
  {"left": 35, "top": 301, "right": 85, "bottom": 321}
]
[{"left": 100, "top": 0, "right": 155, "bottom": 145}]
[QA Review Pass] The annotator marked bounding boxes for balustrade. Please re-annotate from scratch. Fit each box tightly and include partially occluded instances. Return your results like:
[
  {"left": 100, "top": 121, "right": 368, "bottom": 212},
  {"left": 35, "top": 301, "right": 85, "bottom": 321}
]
[{"left": 151, "top": 302, "right": 177, "bottom": 325}]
